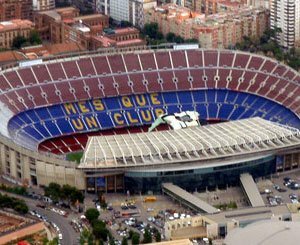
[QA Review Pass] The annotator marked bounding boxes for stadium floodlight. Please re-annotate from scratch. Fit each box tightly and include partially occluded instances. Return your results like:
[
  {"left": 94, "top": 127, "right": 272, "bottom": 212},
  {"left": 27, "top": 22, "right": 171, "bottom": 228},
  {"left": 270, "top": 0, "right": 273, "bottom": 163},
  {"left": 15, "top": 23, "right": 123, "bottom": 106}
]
[{"left": 148, "top": 111, "right": 200, "bottom": 132}]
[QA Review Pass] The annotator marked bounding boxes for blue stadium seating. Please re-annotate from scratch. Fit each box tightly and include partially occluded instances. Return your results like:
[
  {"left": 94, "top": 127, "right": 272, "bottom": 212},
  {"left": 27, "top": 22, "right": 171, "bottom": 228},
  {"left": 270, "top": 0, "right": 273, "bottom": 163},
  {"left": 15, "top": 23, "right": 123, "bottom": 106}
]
[{"left": 8, "top": 89, "right": 300, "bottom": 144}]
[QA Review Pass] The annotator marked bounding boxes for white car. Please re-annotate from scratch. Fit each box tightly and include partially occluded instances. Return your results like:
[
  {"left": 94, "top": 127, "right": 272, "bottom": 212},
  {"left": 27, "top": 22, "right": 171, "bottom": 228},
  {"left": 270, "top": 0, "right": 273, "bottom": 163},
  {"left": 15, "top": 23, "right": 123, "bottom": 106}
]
[{"left": 58, "top": 233, "right": 63, "bottom": 240}]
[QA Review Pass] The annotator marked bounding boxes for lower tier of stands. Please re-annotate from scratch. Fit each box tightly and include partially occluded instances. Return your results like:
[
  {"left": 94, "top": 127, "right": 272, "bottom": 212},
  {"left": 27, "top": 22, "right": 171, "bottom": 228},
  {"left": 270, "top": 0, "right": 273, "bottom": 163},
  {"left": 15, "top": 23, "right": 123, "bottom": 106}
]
[{"left": 8, "top": 89, "right": 300, "bottom": 151}]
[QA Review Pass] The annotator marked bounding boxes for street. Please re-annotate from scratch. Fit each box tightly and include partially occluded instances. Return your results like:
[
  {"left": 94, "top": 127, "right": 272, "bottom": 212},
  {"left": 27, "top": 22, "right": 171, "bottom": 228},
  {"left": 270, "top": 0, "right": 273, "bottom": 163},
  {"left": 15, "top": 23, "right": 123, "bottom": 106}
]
[{"left": 0, "top": 191, "right": 79, "bottom": 245}]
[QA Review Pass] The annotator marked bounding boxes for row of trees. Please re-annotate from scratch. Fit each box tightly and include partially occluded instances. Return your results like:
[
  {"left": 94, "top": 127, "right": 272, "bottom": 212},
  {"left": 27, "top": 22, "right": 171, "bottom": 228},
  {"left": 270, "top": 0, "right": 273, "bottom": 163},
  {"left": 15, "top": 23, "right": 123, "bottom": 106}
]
[
  {"left": 143, "top": 22, "right": 198, "bottom": 46},
  {"left": 0, "top": 183, "right": 27, "bottom": 195},
  {"left": 44, "top": 182, "right": 84, "bottom": 204},
  {"left": 83, "top": 207, "right": 161, "bottom": 244},
  {"left": 12, "top": 30, "right": 42, "bottom": 49},
  {"left": 235, "top": 28, "right": 300, "bottom": 71},
  {"left": 0, "top": 192, "right": 28, "bottom": 214}
]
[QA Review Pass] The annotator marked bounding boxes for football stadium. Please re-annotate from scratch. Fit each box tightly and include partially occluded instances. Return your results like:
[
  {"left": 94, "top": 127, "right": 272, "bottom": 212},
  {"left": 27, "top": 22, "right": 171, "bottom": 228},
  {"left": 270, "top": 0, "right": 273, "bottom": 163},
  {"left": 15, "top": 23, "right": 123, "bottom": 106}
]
[{"left": 1, "top": 46, "right": 300, "bottom": 193}]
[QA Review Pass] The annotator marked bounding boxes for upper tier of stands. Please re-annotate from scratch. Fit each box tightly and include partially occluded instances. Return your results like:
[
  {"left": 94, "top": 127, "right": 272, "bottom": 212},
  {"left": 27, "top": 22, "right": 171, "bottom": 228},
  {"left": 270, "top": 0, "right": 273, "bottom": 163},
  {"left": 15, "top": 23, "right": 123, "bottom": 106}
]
[{"left": 0, "top": 49, "right": 299, "bottom": 117}]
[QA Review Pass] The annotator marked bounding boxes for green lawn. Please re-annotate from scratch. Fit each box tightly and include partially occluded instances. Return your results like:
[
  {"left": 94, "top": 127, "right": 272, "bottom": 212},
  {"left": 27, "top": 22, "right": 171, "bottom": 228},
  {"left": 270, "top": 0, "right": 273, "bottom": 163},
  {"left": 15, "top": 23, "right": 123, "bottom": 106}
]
[{"left": 66, "top": 152, "right": 83, "bottom": 164}]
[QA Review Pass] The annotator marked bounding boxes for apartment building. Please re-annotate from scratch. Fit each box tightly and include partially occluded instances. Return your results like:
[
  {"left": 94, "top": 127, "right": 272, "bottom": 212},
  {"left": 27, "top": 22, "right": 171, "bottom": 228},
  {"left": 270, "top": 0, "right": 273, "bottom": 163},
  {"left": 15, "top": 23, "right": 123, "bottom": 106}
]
[
  {"left": 270, "top": 0, "right": 300, "bottom": 49},
  {"left": 0, "top": 0, "right": 33, "bottom": 21},
  {"left": 0, "top": 19, "right": 34, "bottom": 49},
  {"left": 145, "top": 4, "right": 269, "bottom": 49},
  {"left": 129, "top": 0, "right": 157, "bottom": 28}
]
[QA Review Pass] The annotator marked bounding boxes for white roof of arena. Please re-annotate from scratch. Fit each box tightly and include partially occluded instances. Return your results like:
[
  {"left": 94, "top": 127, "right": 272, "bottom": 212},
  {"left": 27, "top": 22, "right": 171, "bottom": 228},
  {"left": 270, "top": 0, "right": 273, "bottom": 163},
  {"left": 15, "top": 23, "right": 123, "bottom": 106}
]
[{"left": 78, "top": 117, "right": 300, "bottom": 169}]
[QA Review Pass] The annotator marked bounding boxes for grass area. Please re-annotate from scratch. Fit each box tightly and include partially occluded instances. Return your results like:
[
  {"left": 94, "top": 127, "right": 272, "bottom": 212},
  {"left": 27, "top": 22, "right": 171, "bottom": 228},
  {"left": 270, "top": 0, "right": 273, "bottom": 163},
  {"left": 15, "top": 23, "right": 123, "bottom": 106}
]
[
  {"left": 66, "top": 152, "right": 83, "bottom": 164},
  {"left": 214, "top": 201, "right": 237, "bottom": 211}
]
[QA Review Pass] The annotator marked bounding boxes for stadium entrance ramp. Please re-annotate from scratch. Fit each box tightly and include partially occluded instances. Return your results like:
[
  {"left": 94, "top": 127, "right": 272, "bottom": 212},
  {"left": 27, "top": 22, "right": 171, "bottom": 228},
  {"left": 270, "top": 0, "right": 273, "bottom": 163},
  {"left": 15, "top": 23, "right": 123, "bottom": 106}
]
[
  {"left": 162, "top": 183, "right": 219, "bottom": 214},
  {"left": 240, "top": 173, "right": 265, "bottom": 207}
]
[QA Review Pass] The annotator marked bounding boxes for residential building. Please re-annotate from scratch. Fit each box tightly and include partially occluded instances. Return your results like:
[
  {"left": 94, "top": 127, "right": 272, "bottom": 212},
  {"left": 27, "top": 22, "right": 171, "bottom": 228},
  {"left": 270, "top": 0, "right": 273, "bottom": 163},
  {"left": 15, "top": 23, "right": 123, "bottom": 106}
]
[
  {"left": 270, "top": 0, "right": 300, "bottom": 49},
  {"left": 0, "top": 19, "right": 34, "bottom": 49},
  {"left": 110, "top": 0, "right": 130, "bottom": 21},
  {"left": 95, "top": 0, "right": 110, "bottom": 15},
  {"left": 32, "top": 0, "right": 56, "bottom": 11},
  {"left": 90, "top": 27, "right": 146, "bottom": 49},
  {"left": 0, "top": 0, "right": 33, "bottom": 21},
  {"left": 145, "top": 4, "right": 269, "bottom": 49},
  {"left": 129, "top": 0, "right": 157, "bottom": 28}
]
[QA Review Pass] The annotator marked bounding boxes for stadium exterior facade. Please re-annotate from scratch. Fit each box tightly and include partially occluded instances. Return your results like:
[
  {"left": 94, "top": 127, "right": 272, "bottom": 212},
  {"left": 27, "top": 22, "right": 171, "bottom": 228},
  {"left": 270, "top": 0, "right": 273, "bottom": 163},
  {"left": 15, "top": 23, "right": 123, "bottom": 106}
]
[{"left": 0, "top": 46, "right": 300, "bottom": 192}]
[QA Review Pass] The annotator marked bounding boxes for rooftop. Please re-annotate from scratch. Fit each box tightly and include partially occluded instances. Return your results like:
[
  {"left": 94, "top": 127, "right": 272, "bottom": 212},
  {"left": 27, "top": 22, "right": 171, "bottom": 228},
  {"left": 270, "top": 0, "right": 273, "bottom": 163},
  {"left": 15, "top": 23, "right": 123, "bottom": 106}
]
[
  {"left": 0, "top": 19, "right": 33, "bottom": 31},
  {"left": 224, "top": 220, "right": 300, "bottom": 245},
  {"left": 79, "top": 117, "right": 300, "bottom": 169}
]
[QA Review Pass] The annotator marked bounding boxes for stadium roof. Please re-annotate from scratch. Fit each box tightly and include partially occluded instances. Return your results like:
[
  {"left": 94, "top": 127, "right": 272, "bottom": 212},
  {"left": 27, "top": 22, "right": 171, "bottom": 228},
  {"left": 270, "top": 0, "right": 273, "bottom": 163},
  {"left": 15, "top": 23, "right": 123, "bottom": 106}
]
[{"left": 78, "top": 117, "right": 300, "bottom": 169}]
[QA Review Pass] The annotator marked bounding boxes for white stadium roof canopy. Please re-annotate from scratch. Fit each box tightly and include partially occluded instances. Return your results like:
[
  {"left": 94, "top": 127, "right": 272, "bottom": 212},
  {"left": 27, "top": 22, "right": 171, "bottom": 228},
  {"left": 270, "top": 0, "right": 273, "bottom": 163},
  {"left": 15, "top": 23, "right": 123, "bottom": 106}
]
[{"left": 78, "top": 117, "right": 300, "bottom": 169}]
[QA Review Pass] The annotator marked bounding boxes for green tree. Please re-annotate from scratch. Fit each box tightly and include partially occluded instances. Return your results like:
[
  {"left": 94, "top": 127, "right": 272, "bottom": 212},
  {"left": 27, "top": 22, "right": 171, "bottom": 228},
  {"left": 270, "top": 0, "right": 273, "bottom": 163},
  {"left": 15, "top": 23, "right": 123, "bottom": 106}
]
[
  {"left": 132, "top": 232, "right": 140, "bottom": 245},
  {"left": 12, "top": 36, "right": 27, "bottom": 49},
  {"left": 155, "top": 230, "right": 161, "bottom": 242},
  {"left": 85, "top": 208, "right": 100, "bottom": 224},
  {"left": 79, "top": 228, "right": 94, "bottom": 245},
  {"left": 143, "top": 22, "right": 161, "bottom": 39},
  {"left": 143, "top": 228, "right": 152, "bottom": 244},
  {"left": 92, "top": 220, "right": 109, "bottom": 241},
  {"left": 29, "top": 30, "right": 42, "bottom": 45},
  {"left": 166, "top": 32, "right": 176, "bottom": 42},
  {"left": 121, "top": 237, "right": 128, "bottom": 245},
  {"left": 44, "top": 182, "right": 61, "bottom": 202}
]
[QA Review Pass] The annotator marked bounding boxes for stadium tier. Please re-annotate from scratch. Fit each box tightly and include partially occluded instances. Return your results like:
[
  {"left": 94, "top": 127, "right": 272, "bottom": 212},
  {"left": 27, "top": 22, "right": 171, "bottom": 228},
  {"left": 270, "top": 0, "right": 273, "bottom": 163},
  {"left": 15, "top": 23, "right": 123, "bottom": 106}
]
[{"left": 0, "top": 49, "right": 300, "bottom": 154}]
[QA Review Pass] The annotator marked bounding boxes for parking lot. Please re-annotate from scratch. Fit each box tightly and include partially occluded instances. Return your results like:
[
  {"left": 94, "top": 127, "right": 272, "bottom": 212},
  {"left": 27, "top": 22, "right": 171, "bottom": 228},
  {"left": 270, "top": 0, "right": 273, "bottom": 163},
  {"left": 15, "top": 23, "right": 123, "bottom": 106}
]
[
  {"left": 257, "top": 170, "right": 300, "bottom": 206},
  {"left": 95, "top": 194, "right": 191, "bottom": 243}
]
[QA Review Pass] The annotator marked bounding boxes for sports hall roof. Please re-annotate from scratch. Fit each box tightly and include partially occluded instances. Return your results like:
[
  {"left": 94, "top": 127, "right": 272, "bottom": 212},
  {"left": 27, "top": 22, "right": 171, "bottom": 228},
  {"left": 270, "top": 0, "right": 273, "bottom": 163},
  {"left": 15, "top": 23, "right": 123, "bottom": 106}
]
[{"left": 79, "top": 117, "right": 300, "bottom": 169}]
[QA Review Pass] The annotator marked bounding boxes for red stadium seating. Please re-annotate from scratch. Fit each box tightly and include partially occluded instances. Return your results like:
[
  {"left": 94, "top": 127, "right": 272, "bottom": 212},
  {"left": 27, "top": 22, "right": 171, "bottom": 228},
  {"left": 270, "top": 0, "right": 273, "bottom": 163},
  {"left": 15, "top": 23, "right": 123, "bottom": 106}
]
[
  {"left": 203, "top": 50, "right": 218, "bottom": 67},
  {"left": 170, "top": 50, "right": 187, "bottom": 68},
  {"left": 32, "top": 65, "right": 52, "bottom": 83},
  {"left": 18, "top": 68, "right": 37, "bottom": 85},
  {"left": 155, "top": 51, "right": 172, "bottom": 69},
  {"left": 248, "top": 56, "right": 264, "bottom": 70},
  {"left": 128, "top": 73, "right": 147, "bottom": 94},
  {"left": 139, "top": 53, "right": 156, "bottom": 70},
  {"left": 47, "top": 63, "right": 66, "bottom": 80},
  {"left": 234, "top": 53, "right": 250, "bottom": 68},
  {"left": 92, "top": 56, "right": 111, "bottom": 74},
  {"left": 159, "top": 71, "right": 177, "bottom": 91},
  {"left": 186, "top": 49, "right": 203, "bottom": 67},
  {"left": 4, "top": 71, "right": 23, "bottom": 88},
  {"left": 219, "top": 52, "right": 234, "bottom": 67},
  {"left": 123, "top": 53, "right": 141, "bottom": 71},
  {"left": 77, "top": 58, "right": 96, "bottom": 76},
  {"left": 62, "top": 61, "right": 81, "bottom": 79},
  {"left": 107, "top": 54, "right": 126, "bottom": 73}
]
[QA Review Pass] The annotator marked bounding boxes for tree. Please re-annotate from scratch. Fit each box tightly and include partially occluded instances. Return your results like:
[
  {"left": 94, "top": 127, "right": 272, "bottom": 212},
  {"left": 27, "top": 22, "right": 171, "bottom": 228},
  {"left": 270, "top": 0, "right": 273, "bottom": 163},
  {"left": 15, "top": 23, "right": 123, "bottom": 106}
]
[
  {"left": 44, "top": 182, "right": 61, "bottom": 202},
  {"left": 79, "top": 228, "right": 94, "bottom": 245},
  {"left": 29, "top": 30, "right": 42, "bottom": 45},
  {"left": 92, "top": 220, "right": 109, "bottom": 241},
  {"left": 166, "top": 32, "right": 176, "bottom": 42},
  {"left": 85, "top": 208, "right": 100, "bottom": 224},
  {"left": 12, "top": 36, "right": 27, "bottom": 49},
  {"left": 143, "top": 228, "right": 152, "bottom": 244},
  {"left": 143, "top": 22, "right": 160, "bottom": 39},
  {"left": 132, "top": 232, "right": 140, "bottom": 245},
  {"left": 155, "top": 230, "right": 161, "bottom": 242},
  {"left": 121, "top": 237, "right": 128, "bottom": 245}
]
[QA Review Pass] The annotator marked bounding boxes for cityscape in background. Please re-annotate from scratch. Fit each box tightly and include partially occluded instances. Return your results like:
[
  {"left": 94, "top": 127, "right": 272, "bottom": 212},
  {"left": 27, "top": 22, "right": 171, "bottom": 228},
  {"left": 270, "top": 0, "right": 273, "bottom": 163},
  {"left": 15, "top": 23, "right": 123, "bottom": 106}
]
[{"left": 0, "top": 0, "right": 300, "bottom": 245}]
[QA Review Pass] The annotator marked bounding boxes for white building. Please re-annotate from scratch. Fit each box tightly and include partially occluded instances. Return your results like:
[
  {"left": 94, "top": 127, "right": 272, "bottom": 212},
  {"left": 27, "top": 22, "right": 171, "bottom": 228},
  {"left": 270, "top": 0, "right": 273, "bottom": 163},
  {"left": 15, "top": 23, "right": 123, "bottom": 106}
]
[
  {"left": 95, "top": 0, "right": 110, "bottom": 15},
  {"left": 110, "top": 0, "right": 130, "bottom": 22},
  {"left": 129, "top": 0, "right": 157, "bottom": 28},
  {"left": 270, "top": 0, "right": 300, "bottom": 49},
  {"left": 32, "top": 0, "right": 55, "bottom": 11}
]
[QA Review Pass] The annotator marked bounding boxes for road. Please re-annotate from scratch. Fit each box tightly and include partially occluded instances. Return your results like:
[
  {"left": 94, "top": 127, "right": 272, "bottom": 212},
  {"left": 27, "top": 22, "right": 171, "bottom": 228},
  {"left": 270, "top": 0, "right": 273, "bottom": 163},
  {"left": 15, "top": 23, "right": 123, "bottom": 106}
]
[{"left": 0, "top": 191, "right": 79, "bottom": 245}]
